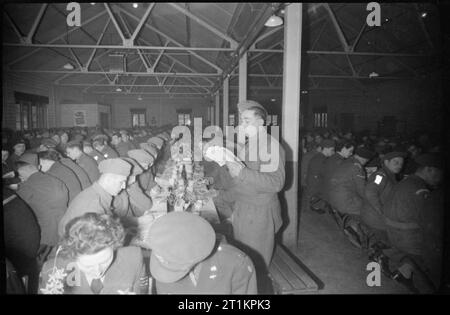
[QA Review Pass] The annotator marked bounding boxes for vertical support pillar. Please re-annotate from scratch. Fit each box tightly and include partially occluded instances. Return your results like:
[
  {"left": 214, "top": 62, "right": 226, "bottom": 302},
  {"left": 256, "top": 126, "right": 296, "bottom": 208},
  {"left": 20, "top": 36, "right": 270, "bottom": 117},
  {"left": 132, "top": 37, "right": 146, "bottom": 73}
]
[
  {"left": 280, "top": 3, "right": 302, "bottom": 248},
  {"left": 239, "top": 52, "right": 247, "bottom": 102},
  {"left": 215, "top": 92, "right": 220, "bottom": 126},
  {"left": 223, "top": 77, "right": 229, "bottom": 128}
]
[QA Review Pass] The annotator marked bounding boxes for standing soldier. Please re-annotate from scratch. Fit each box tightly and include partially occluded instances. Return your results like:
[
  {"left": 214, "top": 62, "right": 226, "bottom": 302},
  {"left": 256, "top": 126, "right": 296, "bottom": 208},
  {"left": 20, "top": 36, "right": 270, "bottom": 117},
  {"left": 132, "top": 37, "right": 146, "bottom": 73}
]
[
  {"left": 383, "top": 153, "right": 443, "bottom": 293},
  {"left": 65, "top": 140, "right": 100, "bottom": 183},
  {"left": 328, "top": 147, "right": 374, "bottom": 248},
  {"left": 225, "top": 100, "right": 285, "bottom": 270}
]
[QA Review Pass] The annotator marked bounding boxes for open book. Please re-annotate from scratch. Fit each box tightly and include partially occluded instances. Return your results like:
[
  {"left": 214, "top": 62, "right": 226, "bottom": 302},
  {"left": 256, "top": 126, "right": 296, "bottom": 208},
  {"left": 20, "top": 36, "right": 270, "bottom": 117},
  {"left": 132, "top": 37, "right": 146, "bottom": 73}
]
[{"left": 204, "top": 145, "right": 244, "bottom": 167}]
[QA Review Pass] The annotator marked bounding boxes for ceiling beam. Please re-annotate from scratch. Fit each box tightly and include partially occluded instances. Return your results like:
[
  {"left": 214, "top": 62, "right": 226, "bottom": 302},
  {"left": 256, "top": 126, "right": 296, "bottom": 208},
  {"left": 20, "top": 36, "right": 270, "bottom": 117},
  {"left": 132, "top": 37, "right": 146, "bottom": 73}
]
[
  {"left": 86, "top": 18, "right": 111, "bottom": 70},
  {"left": 6, "top": 69, "right": 223, "bottom": 77},
  {"left": 116, "top": 5, "right": 222, "bottom": 72},
  {"left": 130, "top": 3, "right": 156, "bottom": 42},
  {"left": 104, "top": 3, "right": 126, "bottom": 42},
  {"left": 4, "top": 10, "right": 25, "bottom": 42},
  {"left": 60, "top": 83, "right": 214, "bottom": 87},
  {"left": 168, "top": 3, "right": 238, "bottom": 47},
  {"left": 25, "top": 4, "right": 48, "bottom": 44},
  {"left": 7, "top": 10, "right": 107, "bottom": 67}
]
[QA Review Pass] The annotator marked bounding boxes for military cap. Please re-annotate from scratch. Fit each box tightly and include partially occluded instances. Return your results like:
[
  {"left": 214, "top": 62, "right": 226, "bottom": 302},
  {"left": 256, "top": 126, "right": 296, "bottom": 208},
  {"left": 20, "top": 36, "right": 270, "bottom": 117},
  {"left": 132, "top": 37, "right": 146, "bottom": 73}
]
[
  {"left": 148, "top": 137, "right": 164, "bottom": 149},
  {"left": 320, "top": 139, "right": 335, "bottom": 148},
  {"left": 82, "top": 140, "right": 92, "bottom": 148},
  {"left": 121, "top": 157, "right": 143, "bottom": 176},
  {"left": 355, "top": 147, "right": 375, "bottom": 160},
  {"left": 415, "top": 153, "right": 443, "bottom": 169},
  {"left": 73, "top": 134, "right": 84, "bottom": 142},
  {"left": 237, "top": 100, "right": 267, "bottom": 114},
  {"left": 66, "top": 140, "right": 82, "bottom": 149},
  {"left": 41, "top": 138, "right": 57, "bottom": 148},
  {"left": 13, "top": 139, "right": 26, "bottom": 147},
  {"left": 382, "top": 150, "right": 407, "bottom": 161},
  {"left": 139, "top": 143, "right": 158, "bottom": 159},
  {"left": 127, "top": 149, "right": 155, "bottom": 165},
  {"left": 92, "top": 133, "right": 109, "bottom": 142},
  {"left": 366, "top": 156, "right": 380, "bottom": 168},
  {"left": 18, "top": 152, "right": 38, "bottom": 166},
  {"left": 98, "top": 158, "right": 131, "bottom": 176},
  {"left": 148, "top": 212, "right": 216, "bottom": 283}
]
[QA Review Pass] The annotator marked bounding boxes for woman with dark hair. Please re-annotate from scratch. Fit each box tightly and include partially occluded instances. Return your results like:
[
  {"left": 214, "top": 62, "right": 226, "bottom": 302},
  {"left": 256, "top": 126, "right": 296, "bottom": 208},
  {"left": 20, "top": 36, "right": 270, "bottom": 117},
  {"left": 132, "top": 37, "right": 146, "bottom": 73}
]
[{"left": 39, "top": 213, "right": 148, "bottom": 294}]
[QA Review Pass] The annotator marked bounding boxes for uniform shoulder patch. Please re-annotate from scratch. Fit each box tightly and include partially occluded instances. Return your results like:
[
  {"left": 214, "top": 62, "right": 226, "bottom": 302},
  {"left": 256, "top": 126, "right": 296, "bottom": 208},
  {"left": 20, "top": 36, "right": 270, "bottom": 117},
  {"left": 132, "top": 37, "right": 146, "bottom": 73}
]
[{"left": 374, "top": 174, "right": 384, "bottom": 185}]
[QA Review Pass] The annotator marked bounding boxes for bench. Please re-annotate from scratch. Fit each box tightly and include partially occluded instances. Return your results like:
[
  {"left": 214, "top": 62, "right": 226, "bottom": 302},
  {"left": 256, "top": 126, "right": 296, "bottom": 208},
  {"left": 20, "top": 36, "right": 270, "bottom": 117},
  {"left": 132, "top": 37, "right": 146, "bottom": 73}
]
[{"left": 268, "top": 244, "right": 319, "bottom": 294}]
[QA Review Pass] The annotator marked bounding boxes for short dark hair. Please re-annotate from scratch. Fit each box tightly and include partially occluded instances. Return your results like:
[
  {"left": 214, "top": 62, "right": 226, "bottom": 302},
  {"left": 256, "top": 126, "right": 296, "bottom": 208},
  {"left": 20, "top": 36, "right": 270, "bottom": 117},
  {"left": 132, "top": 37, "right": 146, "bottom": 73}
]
[
  {"left": 247, "top": 106, "right": 267, "bottom": 123},
  {"left": 38, "top": 149, "right": 60, "bottom": 162},
  {"left": 336, "top": 140, "right": 355, "bottom": 152},
  {"left": 61, "top": 213, "right": 125, "bottom": 259}
]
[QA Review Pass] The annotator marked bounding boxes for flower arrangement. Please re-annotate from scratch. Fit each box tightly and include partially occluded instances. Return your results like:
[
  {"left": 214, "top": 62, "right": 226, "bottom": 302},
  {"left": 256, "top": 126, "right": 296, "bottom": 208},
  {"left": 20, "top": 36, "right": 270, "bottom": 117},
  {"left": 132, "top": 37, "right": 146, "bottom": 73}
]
[{"left": 40, "top": 247, "right": 68, "bottom": 294}]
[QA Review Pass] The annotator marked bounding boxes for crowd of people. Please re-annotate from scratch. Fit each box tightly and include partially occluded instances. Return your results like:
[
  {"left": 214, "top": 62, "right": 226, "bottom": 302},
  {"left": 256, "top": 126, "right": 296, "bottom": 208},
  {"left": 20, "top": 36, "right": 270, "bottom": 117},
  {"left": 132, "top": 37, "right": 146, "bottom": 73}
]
[
  {"left": 2, "top": 100, "right": 446, "bottom": 294},
  {"left": 300, "top": 127, "right": 444, "bottom": 293}
]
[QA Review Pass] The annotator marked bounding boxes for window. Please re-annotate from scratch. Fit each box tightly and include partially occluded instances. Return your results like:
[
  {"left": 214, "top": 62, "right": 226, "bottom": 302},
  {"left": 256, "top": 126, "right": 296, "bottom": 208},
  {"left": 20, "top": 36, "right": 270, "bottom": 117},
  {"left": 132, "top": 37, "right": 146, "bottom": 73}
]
[
  {"left": 177, "top": 109, "right": 192, "bottom": 126},
  {"left": 228, "top": 114, "right": 235, "bottom": 126},
  {"left": 266, "top": 115, "right": 278, "bottom": 126},
  {"left": 130, "top": 109, "right": 146, "bottom": 127},
  {"left": 314, "top": 112, "right": 328, "bottom": 128},
  {"left": 14, "top": 92, "right": 48, "bottom": 130}
]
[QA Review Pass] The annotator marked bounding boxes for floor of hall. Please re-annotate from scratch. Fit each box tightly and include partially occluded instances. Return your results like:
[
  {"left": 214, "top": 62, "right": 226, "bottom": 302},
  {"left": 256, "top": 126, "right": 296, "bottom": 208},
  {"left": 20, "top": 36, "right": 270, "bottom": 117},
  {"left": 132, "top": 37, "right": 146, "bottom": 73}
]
[{"left": 290, "top": 207, "right": 410, "bottom": 294}]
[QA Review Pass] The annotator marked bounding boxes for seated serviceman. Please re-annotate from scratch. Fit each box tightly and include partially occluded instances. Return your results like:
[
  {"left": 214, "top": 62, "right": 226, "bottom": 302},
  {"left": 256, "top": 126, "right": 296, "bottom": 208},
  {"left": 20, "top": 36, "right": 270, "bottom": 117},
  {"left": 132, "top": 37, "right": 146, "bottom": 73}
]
[
  {"left": 120, "top": 130, "right": 137, "bottom": 151},
  {"left": 58, "top": 158, "right": 131, "bottom": 236},
  {"left": 92, "top": 136, "right": 119, "bottom": 159},
  {"left": 40, "top": 213, "right": 147, "bottom": 294},
  {"left": 4, "top": 187, "right": 41, "bottom": 294},
  {"left": 383, "top": 153, "right": 443, "bottom": 293},
  {"left": 361, "top": 150, "right": 406, "bottom": 251},
  {"left": 65, "top": 140, "right": 100, "bottom": 183},
  {"left": 114, "top": 157, "right": 153, "bottom": 218},
  {"left": 328, "top": 147, "right": 374, "bottom": 248},
  {"left": 16, "top": 153, "right": 69, "bottom": 252},
  {"left": 58, "top": 150, "right": 92, "bottom": 190},
  {"left": 304, "top": 139, "right": 335, "bottom": 213},
  {"left": 321, "top": 140, "right": 355, "bottom": 203},
  {"left": 148, "top": 212, "right": 257, "bottom": 294},
  {"left": 38, "top": 150, "right": 83, "bottom": 203},
  {"left": 111, "top": 132, "right": 130, "bottom": 157},
  {"left": 127, "top": 149, "right": 158, "bottom": 193},
  {"left": 82, "top": 140, "right": 105, "bottom": 164}
]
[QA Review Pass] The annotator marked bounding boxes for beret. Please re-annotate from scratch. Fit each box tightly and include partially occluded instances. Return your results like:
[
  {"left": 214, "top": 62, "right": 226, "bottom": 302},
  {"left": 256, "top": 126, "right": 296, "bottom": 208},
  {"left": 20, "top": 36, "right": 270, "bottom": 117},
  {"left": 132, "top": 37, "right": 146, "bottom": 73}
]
[
  {"left": 148, "top": 212, "right": 216, "bottom": 283},
  {"left": 41, "top": 138, "right": 57, "bottom": 148},
  {"left": 127, "top": 149, "right": 154, "bottom": 165},
  {"left": 382, "top": 151, "right": 407, "bottom": 161},
  {"left": 139, "top": 143, "right": 158, "bottom": 159},
  {"left": 320, "top": 139, "right": 335, "bottom": 148},
  {"left": 355, "top": 147, "right": 375, "bottom": 160},
  {"left": 237, "top": 100, "right": 267, "bottom": 114},
  {"left": 415, "top": 153, "right": 443, "bottom": 169},
  {"left": 121, "top": 157, "right": 143, "bottom": 176},
  {"left": 98, "top": 158, "right": 131, "bottom": 176},
  {"left": 18, "top": 153, "right": 38, "bottom": 166}
]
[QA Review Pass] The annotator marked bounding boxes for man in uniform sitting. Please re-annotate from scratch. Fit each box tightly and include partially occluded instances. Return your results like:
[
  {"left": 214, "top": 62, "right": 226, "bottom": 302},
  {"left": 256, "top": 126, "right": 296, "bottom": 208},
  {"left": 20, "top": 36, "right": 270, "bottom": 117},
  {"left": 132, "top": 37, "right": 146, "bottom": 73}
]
[
  {"left": 383, "top": 153, "right": 443, "bottom": 293},
  {"left": 65, "top": 140, "right": 100, "bottom": 184},
  {"left": 148, "top": 212, "right": 257, "bottom": 294}
]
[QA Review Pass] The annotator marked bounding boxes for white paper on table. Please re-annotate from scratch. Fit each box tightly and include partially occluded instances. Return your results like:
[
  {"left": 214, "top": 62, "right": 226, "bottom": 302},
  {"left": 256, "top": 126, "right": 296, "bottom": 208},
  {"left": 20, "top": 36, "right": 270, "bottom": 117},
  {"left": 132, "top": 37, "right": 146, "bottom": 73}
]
[{"left": 204, "top": 146, "right": 241, "bottom": 167}]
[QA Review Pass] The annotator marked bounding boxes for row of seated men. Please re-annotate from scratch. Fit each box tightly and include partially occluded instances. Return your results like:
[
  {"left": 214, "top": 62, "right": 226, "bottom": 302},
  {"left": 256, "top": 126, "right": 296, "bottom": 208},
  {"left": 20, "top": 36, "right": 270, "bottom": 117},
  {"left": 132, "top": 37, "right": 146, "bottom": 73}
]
[
  {"left": 300, "top": 133, "right": 444, "bottom": 294},
  {"left": 3, "top": 126, "right": 257, "bottom": 294}
]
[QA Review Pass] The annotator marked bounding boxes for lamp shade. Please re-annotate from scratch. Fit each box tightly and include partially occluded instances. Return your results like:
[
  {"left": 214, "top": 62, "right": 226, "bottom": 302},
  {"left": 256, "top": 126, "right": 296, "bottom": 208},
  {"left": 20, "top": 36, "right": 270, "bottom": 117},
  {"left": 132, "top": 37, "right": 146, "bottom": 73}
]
[
  {"left": 265, "top": 15, "right": 283, "bottom": 27},
  {"left": 63, "top": 63, "right": 74, "bottom": 70}
]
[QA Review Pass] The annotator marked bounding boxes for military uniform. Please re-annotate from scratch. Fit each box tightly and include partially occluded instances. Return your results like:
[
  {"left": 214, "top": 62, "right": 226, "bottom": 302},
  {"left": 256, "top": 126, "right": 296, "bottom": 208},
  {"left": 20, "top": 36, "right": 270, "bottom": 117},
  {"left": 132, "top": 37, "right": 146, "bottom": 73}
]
[
  {"left": 383, "top": 175, "right": 433, "bottom": 261},
  {"left": 58, "top": 182, "right": 113, "bottom": 236},
  {"left": 87, "top": 149, "right": 105, "bottom": 164},
  {"left": 320, "top": 153, "right": 346, "bottom": 202},
  {"left": 17, "top": 172, "right": 69, "bottom": 246},
  {"left": 305, "top": 152, "right": 327, "bottom": 200},
  {"left": 60, "top": 157, "right": 92, "bottom": 189},
  {"left": 75, "top": 153, "right": 100, "bottom": 183},
  {"left": 46, "top": 161, "right": 82, "bottom": 203},
  {"left": 99, "top": 145, "right": 119, "bottom": 159},
  {"left": 7, "top": 153, "right": 22, "bottom": 171},
  {"left": 114, "top": 141, "right": 133, "bottom": 157},
  {"left": 361, "top": 166, "right": 397, "bottom": 240},
  {"left": 328, "top": 157, "right": 366, "bottom": 215},
  {"left": 230, "top": 133, "right": 285, "bottom": 267},
  {"left": 138, "top": 171, "right": 157, "bottom": 193},
  {"left": 39, "top": 246, "right": 147, "bottom": 294},
  {"left": 155, "top": 242, "right": 257, "bottom": 294},
  {"left": 114, "top": 182, "right": 153, "bottom": 218}
]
